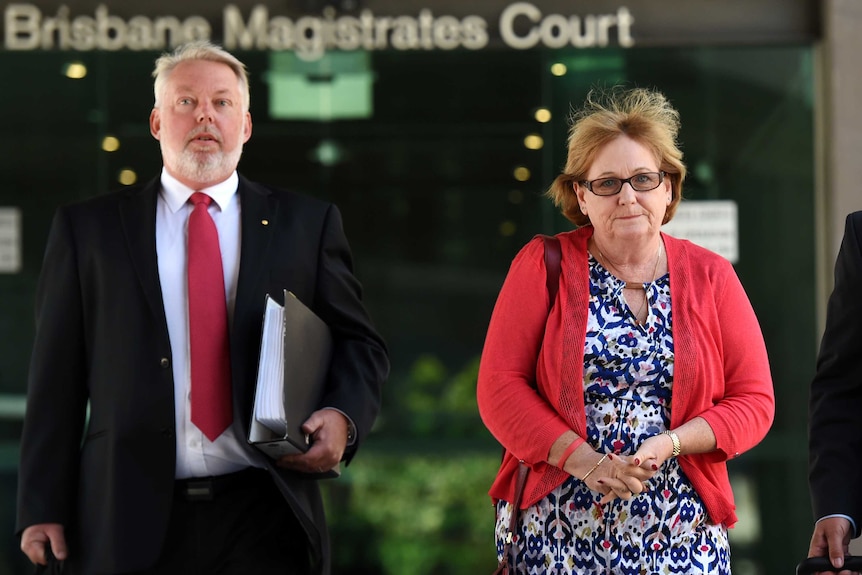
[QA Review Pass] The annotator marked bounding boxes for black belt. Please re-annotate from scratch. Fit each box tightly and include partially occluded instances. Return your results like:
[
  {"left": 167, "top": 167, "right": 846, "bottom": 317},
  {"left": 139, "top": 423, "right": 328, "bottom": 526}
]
[{"left": 175, "top": 467, "right": 264, "bottom": 502}]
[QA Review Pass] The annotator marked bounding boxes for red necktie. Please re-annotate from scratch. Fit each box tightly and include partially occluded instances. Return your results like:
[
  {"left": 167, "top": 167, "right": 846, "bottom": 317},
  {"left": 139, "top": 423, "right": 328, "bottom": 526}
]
[{"left": 187, "top": 192, "right": 233, "bottom": 441}]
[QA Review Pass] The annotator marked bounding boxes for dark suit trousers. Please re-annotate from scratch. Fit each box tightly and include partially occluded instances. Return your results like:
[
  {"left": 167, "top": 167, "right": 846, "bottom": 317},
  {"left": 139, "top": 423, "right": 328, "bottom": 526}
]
[{"left": 120, "top": 468, "right": 310, "bottom": 575}]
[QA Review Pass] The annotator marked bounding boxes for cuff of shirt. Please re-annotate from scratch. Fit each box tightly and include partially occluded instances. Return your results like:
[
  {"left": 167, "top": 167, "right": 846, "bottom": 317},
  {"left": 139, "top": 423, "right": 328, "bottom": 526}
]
[
  {"left": 322, "top": 407, "right": 357, "bottom": 446},
  {"left": 817, "top": 514, "right": 858, "bottom": 538}
]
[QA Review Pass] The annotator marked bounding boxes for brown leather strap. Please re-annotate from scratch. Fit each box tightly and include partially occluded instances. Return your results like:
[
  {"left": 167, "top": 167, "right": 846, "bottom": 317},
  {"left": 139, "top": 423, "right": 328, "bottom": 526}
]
[
  {"left": 541, "top": 234, "right": 562, "bottom": 311},
  {"left": 495, "top": 235, "right": 562, "bottom": 574},
  {"left": 508, "top": 463, "right": 530, "bottom": 531}
]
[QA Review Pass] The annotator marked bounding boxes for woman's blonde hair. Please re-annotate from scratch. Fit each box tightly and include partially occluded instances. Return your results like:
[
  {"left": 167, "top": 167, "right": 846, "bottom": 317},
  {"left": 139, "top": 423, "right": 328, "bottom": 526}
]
[{"left": 546, "top": 86, "right": 686, "bottom": 226}]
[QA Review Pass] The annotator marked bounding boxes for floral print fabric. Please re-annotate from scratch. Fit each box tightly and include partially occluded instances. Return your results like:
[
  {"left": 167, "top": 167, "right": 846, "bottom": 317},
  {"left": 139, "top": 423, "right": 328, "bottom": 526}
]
[{"left": 494, "top": 256, "right": 730, "bottom": 575}]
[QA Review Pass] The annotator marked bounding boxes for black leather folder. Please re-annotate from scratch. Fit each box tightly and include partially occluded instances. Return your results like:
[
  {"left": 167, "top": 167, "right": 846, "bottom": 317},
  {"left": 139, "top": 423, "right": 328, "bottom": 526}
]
[{"left": 248, "top": 290, "right": 339, "bottom": 477}]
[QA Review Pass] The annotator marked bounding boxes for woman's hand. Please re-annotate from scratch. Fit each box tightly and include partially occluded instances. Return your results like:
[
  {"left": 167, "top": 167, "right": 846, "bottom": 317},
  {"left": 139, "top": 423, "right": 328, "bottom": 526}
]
[
  {"left": 630, "top": 432, "right": 675, "bottom": 472},
  {"left": 596, "top": 433, "right": 675, "bottom": 503},
  {"left": 581, "top": 453, "right": 654, "bottom": 505},
  {"left": 585, "top": 431, "right": 679, "bottom": 504}
]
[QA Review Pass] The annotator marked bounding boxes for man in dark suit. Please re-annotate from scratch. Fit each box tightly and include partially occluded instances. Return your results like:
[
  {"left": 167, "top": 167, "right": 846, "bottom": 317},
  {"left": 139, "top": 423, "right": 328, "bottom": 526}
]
[
  {"left": 16, "top": 41, "right": 388, "bottom": 575},
  {"left": 807, "top": 211, "right": 862, "bottom": 573}
]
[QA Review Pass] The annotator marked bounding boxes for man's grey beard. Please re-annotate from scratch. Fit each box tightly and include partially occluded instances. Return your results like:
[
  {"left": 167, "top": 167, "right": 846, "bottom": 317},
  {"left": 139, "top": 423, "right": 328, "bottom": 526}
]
[{"left": 168, "top": 144, "right": 244, "bottom": 186}]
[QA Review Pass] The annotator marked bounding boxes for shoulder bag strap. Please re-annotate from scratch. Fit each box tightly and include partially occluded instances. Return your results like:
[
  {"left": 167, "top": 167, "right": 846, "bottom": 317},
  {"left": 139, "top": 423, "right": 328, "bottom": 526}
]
[{"left": 496, "top": 234, "right": 562, "bottom": 574}]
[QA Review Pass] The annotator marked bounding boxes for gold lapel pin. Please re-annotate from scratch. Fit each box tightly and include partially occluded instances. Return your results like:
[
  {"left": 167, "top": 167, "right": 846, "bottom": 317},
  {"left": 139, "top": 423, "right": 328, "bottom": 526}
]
[{"left": 261, "top": 219, "right": 269, "bottom": 226}]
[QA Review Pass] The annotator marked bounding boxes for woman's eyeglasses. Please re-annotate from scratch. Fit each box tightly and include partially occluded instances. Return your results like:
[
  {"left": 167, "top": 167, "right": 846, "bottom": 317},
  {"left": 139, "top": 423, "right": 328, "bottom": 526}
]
[{"left": 578, "top": 171, "right": 666, "bottom": 196}]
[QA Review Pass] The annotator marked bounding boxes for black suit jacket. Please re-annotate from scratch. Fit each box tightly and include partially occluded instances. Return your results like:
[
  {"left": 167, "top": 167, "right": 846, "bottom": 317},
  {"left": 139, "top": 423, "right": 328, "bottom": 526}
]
[
  {"left": 809, "top": 211, "right": 862, "bottom": 535},
  {"left": 16, "top": 175, "right": 389, "bottom": 574}
]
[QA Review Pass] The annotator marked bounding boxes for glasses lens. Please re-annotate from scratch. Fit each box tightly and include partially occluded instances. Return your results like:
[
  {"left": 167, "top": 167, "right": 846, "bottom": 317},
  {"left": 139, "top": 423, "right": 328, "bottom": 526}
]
[
  {"left": 592, "top": 178, "right": 622, "bottom": 196},
  {"left": 630, "top": 172, "right": 662, "bottom": 191}
]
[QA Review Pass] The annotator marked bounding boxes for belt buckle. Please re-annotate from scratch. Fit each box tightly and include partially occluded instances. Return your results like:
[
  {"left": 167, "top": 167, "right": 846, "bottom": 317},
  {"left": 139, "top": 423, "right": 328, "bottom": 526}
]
[{"left": 184, "top": 479, "right": 215, "bottom": 502}]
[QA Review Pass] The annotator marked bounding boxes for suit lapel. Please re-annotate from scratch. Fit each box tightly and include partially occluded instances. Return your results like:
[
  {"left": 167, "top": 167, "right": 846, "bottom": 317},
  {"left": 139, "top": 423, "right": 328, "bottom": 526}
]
[
  {"left": 119, "top": 178, "right": 169, "bottom": 335},
  {"left": 235, "top": 175, "right": 278, "bottom": 327},
  {"left": 232, "top": 176, "right": 278, "bottom": 423}
]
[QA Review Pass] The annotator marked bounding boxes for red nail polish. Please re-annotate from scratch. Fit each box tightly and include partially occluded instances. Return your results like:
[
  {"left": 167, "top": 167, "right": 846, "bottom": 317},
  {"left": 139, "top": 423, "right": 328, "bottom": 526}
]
[
  {"left": 607, "top": 453, "right": 614, "bottom": 460},
  {"left": 633, "top": 458, "right": 640, "bottom": 466},
  {"left": 652, "top": 464, "right": 658, "bottom": 471},
  {"left": 597, "top": 479, "right": 604, "bottom": 485}
]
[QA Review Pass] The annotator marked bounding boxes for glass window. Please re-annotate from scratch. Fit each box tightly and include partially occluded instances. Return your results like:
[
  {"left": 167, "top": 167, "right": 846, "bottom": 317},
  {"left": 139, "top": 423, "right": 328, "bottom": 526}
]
[{"left": 0, "top": 43, "right": 814, "bottom": 574}]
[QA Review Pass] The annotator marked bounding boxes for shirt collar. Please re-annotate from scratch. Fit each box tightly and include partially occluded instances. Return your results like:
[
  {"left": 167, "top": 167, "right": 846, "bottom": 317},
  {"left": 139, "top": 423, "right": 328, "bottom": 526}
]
[{"left": 159, "top": 168, "right": 239, "bottom": 213}]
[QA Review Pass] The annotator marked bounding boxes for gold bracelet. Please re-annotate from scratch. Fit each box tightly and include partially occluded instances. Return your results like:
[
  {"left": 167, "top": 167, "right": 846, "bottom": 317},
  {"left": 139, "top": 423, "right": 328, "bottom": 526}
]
[
  {"left": 581, "top": 453, "right": 608, "bottom": 482},
  {"left": 662, "top": 430, "right": 681, "bottom": 457}
]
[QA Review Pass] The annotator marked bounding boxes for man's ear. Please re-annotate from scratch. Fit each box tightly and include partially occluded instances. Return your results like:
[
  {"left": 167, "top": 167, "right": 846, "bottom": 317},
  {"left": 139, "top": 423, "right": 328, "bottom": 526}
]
[
  {"left": 242, "top": 111, "right": 253, "bottom": 143},
  {"left": 149, "top": 108, "right": 161, "bottom": 140}
]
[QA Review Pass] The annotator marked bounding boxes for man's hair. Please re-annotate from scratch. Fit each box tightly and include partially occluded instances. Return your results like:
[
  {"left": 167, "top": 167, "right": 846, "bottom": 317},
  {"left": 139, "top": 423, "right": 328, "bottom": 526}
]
[
  {"left": 546, "top": 86, "right": 687, "bottom": 226},
  {"left": 152, "top": 40, "right": 250, "bottom": 111}
]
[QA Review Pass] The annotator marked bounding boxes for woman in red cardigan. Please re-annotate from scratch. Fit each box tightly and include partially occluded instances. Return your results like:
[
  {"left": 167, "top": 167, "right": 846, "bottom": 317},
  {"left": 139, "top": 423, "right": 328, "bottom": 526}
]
[{"left": 477, "top": 87, "right": 774, "bottom": 575}]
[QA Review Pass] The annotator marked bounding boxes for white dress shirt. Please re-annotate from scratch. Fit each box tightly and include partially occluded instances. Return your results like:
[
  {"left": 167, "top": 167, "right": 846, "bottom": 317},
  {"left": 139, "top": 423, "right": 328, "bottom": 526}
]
[{"left": 156, "top": 168, "right": 264, "bottom": 478}]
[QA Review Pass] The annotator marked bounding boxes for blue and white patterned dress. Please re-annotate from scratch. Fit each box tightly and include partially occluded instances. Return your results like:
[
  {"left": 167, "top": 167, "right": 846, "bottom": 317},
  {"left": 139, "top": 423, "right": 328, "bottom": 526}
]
[{"left": 495, "top": 255, "right": 730, "bottom": 575}]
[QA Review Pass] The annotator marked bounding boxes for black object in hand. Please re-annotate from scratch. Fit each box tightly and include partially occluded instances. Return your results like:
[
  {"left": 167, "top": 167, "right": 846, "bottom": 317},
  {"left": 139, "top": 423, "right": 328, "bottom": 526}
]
[
  {"left": 797, "top": 556, "right": 862, "bottom": 574},
  {"left": 33, "top": 545, "right": 64, "bottom": 575}
]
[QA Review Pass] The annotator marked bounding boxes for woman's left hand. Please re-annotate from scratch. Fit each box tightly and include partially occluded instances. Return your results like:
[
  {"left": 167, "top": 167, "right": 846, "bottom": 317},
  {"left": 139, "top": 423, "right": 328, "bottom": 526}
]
[
  {"left": 597, "top": 434, "right": 673, "bottom": 504},
  {"left": 595, "top": 453, "right": 652, "bottom": 505},
  {"left": 629, "top": 433, "right": 675, "bottom": 473}
]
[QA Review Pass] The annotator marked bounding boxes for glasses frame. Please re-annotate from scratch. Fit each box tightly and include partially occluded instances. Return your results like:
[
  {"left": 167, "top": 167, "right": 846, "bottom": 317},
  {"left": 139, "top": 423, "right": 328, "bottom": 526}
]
[{"left": 578, "top": 171, "right": 667, "bottom": 196}]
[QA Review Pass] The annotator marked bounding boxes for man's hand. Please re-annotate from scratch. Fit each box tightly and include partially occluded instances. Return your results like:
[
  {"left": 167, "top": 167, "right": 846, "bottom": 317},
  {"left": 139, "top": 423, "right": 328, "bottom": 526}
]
[
  {"left": 276, "top": 409, "right": 349, "bottom": 474},
  {"left": 807, "top": 516, "right": 857, "bottom": 575},
  {"left": 21, "top": 523, "right": 66, "bottom": 565}
]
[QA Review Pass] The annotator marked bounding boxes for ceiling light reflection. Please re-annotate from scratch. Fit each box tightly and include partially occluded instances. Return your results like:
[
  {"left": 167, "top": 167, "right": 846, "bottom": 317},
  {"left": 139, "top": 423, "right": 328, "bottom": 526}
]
[
  {"left": 513, "top": 166, "right": 531, "bottom": 182},
  {"left": 499, "top": 221, "right": 517, "bottom": 237},
  {"left": 118, "top": 169, "right": 137, "bottom": 185},
  {"left": 534, "top": 108, "right": 552, "bottom": 123},
  {"left": 550, "top": 63, "right": 567, "bottom": 76},
  {"left": 64, "top": 62, "right": 87, "bottom": 79},
  {"left": 524, "top": 134, "right": 544, "bottom": 150},
  {"left": 102, "top": 136, "right": 120, "bottom": 152}
]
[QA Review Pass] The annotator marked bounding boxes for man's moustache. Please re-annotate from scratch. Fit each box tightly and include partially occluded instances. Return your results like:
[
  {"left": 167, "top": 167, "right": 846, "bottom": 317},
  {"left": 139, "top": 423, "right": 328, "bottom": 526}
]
[{"left": 187, "top": 128, "right": 222, "bottom": 143}]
